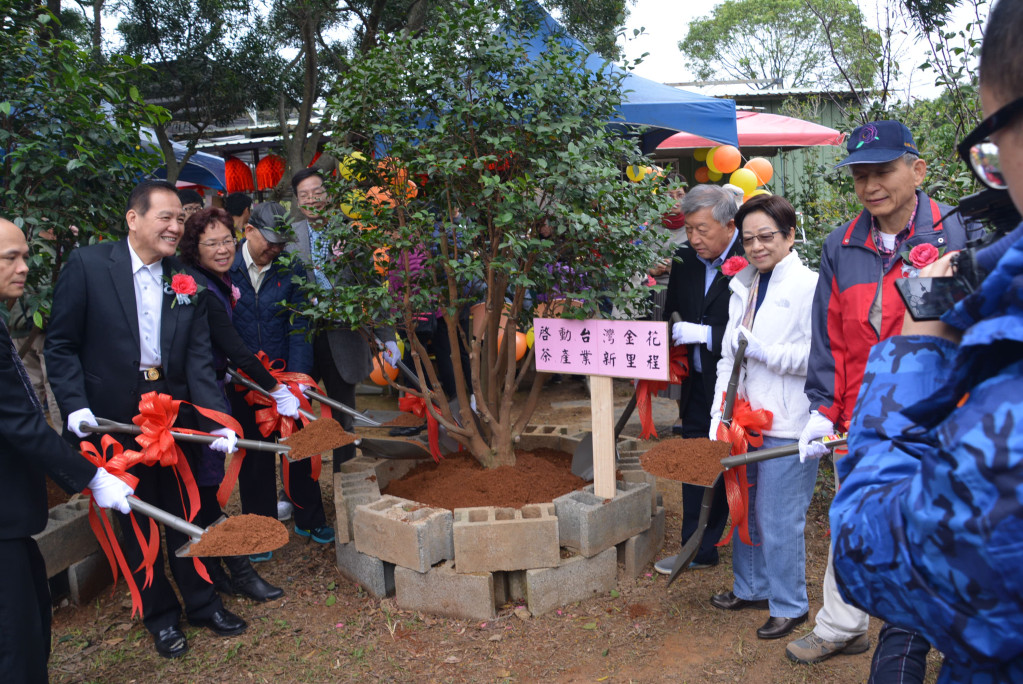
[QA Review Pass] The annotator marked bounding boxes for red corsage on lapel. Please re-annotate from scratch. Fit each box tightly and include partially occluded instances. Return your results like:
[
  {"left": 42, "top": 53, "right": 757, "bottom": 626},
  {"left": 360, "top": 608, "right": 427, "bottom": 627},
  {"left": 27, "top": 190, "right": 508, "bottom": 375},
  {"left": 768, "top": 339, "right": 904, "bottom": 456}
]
[{"left": 163, "top": 271, "right": 205, "bottom": 307}]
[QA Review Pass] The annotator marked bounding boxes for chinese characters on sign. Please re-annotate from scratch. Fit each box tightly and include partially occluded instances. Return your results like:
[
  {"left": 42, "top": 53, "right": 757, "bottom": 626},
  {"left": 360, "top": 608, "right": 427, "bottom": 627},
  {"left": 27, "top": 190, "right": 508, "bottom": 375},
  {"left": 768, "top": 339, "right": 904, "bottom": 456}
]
[{"left": 533, "top": 318, "right": 669, "bottom": 381}]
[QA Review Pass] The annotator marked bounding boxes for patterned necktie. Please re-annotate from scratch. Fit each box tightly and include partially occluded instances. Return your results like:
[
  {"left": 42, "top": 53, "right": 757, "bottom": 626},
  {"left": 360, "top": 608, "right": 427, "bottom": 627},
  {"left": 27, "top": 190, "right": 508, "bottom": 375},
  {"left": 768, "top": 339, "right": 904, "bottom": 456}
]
[{"left": 1, "top": 317, "right": 43, "bottom": 412}]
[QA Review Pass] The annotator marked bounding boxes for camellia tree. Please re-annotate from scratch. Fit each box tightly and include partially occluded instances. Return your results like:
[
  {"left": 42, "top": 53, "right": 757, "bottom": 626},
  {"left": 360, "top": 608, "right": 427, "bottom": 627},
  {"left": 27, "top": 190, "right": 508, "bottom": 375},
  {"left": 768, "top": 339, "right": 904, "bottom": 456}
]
[
  {"left": 1, "top": 4, "right": 166, "bottom": 330},
  {"left": 296, "top": 1, "right": 675, "bottom": 468}
]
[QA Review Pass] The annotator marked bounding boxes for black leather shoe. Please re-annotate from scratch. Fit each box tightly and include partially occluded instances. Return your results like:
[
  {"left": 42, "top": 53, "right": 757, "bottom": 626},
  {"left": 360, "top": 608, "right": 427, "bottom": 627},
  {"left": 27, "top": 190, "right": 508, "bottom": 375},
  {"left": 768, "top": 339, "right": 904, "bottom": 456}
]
[
  {"left": 757, "top": 612, "right": 809, "bottom": 640},
  {"left": 709, "top": 591, "right": 770, "bottom": 611},
  {"left": 190, "top": 608, "right": 248, "bottom": 637},
  {"left": 228, "top": 561, "right": 284, "bottom": 602},
  {"left": 153, "top": 626, "right": 188, "bottom": 658}
]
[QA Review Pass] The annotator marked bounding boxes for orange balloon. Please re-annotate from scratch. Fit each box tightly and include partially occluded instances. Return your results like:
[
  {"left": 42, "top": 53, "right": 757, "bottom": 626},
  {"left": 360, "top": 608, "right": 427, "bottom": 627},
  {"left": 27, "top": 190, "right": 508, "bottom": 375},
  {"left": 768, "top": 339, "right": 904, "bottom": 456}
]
[
  {"left": 712, "top": 145, "right": 742, "bottom": 174},
  {"left": 366, "top": 186, "right": 396, "bottom": 209},
  {"left": 694, "top": 166, "right": 711, "bottom": 183},
  {"left": 377, "top": 157, "right": 409, "bottom": 188},
  {"left": 514, "top": 332, "right": 527, "bottom": 361},
  {"left": 373, "top": 247, "right": 390, "bottom": 275},
  {"left": 744, "top": 157, "right": 774, "bottom": 185},
  {"left": 369, "top": 354, "right": 399, "bottom": 385}
]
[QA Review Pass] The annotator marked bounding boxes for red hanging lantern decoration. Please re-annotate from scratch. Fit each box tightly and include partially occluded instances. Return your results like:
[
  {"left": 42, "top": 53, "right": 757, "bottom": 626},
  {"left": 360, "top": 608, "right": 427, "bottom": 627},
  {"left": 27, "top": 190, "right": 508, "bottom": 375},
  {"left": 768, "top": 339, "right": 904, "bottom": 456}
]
[
  {"left": 224, "top": 156, "right": 254, "bottom": 193},
  {"left": 256, "top": 154, "right": 285, "bottom": 190}
]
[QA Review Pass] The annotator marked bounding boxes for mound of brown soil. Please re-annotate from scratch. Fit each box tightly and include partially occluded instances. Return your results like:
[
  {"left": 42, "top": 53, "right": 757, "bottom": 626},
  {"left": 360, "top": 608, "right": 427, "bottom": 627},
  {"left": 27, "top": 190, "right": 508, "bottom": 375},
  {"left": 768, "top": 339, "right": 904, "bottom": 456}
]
[
  {"left": 186, "top": 514, "right": 289, "bottom": 557},
  {"left": 641, "top": 438, "right": 731, "bottom": 486},
  {"left": 383, "top": 448, "right": 586, "bottom": 510}
]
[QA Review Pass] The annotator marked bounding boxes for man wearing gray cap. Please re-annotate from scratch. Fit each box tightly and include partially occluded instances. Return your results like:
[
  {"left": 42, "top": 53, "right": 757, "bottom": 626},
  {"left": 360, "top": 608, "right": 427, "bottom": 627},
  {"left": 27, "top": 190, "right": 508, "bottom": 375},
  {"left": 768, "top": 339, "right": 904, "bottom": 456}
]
[
  {"left": 228, "top": 203, "right": 334, "bottom": 555},
  {"left": 787, "top": 121, "right": 980, "bottom": 675}
]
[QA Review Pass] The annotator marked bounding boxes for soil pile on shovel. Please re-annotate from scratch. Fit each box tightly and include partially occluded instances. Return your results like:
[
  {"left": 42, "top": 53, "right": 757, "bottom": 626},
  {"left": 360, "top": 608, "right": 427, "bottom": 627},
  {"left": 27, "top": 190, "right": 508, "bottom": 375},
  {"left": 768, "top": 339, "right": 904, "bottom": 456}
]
[
  {"left": 283, "top": 417, "right": 356, "bottom": 460},
  {"left": 186, "top": 514, "right": 289, "bottom": 557},
  {"left": 381, "top": 414, "right": 426, "bottom": 427},
  {"left": 641, "top": 438, "right": 732, "bottom": 486}
]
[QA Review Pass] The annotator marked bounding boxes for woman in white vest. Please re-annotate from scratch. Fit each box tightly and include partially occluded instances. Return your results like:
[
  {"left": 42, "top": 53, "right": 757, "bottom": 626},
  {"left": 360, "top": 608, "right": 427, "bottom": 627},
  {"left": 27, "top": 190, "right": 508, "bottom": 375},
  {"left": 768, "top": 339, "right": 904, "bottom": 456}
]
[{"left": 707, "top": 194, "right": 820, "bottom": 641}]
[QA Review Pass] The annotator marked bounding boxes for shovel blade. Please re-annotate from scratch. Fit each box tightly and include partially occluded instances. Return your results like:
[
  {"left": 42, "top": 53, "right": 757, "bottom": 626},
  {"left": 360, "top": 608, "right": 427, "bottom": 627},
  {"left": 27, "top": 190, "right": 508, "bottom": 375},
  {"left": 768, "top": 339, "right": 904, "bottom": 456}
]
[
  {"left": 173, "top": 515, "right": 227, "bottom": 558},
  {"left": 358, "top": 436, "right": 434, "bottom": 460}
]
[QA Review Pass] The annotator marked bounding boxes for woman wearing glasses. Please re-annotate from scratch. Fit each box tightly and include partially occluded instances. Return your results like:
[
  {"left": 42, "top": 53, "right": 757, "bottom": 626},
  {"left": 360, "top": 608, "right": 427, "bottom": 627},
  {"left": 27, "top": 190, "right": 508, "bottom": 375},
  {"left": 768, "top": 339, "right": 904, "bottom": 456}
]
[
  {"left": 177, "top": 207, "right": 299, "bottom": 603},
  {"left": 705, "top": 194, "right": 820, "bottom": 641}
]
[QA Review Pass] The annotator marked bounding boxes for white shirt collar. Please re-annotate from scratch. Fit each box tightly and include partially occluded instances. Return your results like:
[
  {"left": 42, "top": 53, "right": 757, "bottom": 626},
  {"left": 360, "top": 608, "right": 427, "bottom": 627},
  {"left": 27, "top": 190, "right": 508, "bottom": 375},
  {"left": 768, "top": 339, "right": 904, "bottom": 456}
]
[
  {"left": 242, "top": 240, "right": 270, "bottom": 272},
  {"left": 127, "top": 238, "right": 162, "bottom": 277}
]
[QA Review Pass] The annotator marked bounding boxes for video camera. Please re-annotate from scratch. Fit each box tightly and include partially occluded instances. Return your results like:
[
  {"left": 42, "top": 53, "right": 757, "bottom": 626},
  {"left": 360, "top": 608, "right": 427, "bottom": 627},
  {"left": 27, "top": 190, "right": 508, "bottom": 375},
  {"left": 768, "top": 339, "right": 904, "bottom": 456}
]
[{"left": 897, "top": 187, "right": 1021, "bottom": 321}]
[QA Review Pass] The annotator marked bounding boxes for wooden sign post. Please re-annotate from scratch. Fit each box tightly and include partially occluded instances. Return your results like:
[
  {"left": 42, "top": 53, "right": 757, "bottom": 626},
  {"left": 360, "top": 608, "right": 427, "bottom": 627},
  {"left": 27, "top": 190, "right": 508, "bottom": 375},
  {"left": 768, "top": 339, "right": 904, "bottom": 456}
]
[{"left": 533, "top": 318, "right": 669, "bottom": 499}]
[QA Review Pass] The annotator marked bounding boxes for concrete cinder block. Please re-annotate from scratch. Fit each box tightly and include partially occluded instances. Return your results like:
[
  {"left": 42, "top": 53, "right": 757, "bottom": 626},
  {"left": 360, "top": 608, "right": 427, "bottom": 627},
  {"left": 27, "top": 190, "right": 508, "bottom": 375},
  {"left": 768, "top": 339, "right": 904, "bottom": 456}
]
[
  {"left": 33, "top": 499, "right": 110, "bottom": 578},
  {"left": 336, "top": 542, "right": 395, "bottom": 598},
  {"left": 553, "top": 480, "right": 652, "bottom": 557},
  {"left": 333, "top": 471, "right": 382, "bottom": 545},
  {"left": 518, "top": 424, "right": 570, "bottom": 451},
  {"left": 67, "top": 550, "right": 114, "bottom": 605},
  {"left": 525, "top": 547, "right": 617, "bottom": 617},
  {"left": 621, "top": 469, "right": 658, "bottom": 517},
  {"left": 452, "top": 504, "right": 559, "bottom": 573},
  {"left": 353, "top": 495, "right": 453, "bottom": 572},
  {"left": 617, "top": 506, "right": 666, "bottom": 579},
  {"left": 395, "top": 561, "right": 495, "bottom": 621}
]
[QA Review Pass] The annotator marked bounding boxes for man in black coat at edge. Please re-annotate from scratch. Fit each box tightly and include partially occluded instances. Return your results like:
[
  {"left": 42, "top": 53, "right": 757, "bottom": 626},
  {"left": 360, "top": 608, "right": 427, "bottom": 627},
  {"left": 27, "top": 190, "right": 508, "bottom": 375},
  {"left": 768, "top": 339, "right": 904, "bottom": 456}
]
[
  {"left": 45, "top": 180, "right": 246, "bottom": 659},
  {"left": 0, "top": 217, "right": 133, "bottom": 682},
  {"left": 655, "top": 184, "right": 744, "bottom": 573}
]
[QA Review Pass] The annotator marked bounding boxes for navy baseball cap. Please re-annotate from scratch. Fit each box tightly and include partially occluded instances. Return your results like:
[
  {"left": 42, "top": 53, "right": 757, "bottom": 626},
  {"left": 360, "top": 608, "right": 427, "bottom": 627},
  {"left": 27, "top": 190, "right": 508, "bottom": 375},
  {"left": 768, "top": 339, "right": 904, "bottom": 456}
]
[{"left": 835, "top": 120, "right": 920, "bottom": 168}]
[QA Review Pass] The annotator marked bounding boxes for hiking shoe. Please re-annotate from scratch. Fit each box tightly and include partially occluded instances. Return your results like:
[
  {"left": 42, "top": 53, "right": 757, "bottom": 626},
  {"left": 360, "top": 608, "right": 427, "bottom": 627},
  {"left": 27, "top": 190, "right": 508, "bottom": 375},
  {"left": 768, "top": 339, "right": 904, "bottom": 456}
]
[
  {"left": 295, "top": 525, "right": 335, "bottom": 544},
  {"left": 653, "top": 555, "right": 717, "bottom": 575},
  {"left": 249, "top": 551, "right": 273, "bottom": 563},
  {"left": 276, "top": 499, "right": 293, "bottom": 521},
  {"left": 785, "top": 632, "right": 871, "bottom": 664}
]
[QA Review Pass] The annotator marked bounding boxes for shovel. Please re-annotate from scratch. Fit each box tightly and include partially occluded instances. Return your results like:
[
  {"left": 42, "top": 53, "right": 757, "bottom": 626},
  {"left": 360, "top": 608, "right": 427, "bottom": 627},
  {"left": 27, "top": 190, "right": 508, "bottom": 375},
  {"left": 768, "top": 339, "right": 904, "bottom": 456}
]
[
  {"left": 228, "top": 369, "right": 433, "bottom": 460},
  {"left": 124, "top": 497, "right": 287, "bottom": 558},
  {"left": 665, "top": 333, "right": 748, "bottom": 586},
  {"left": 570, "top": 313, "right": 682, "bottom": 480}
]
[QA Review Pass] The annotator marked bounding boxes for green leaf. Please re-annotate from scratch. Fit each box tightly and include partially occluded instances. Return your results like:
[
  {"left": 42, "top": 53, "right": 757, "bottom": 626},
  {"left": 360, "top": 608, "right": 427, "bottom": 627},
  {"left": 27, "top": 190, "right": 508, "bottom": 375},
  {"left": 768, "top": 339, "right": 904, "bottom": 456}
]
[
  {"left": 33, "top": 311, "right": 43, "bottom": 328},
  {"left": 325, "top": 595, "right": 336, "bottom": 607},
  {"left": 609, "top": 589, "right": 620, "bottom": 599},
  {"left": 582, "top": 622, "right": 597, "bottom": 630}
]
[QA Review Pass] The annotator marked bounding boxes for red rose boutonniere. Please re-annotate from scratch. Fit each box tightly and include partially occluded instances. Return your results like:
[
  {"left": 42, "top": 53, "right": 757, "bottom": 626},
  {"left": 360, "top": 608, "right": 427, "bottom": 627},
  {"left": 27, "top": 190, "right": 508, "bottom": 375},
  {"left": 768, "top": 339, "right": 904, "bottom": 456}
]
[
  {"left": 163, "top": 272, "right": 205, "bottom": 307},
  {"left": 721, "top": 256, "right": 749, "bottom": 277},
  {"left": 899, "top": 243, "right": 945, "bottom": 277}
]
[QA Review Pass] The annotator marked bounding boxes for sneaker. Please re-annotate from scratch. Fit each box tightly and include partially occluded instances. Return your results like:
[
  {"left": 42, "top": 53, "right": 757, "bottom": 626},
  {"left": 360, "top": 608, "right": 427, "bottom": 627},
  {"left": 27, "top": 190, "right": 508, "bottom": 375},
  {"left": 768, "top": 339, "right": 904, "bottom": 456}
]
[
  {"left": 249, "top": 551, "right": 273, "bottom": 563},
  {"left": 653, "top": 555, "right": 717, "bottom": 574},
  {"left": 295, "top": 525, "right": 335, "bottom": 544},
  {"left": 276, "top": 499, "right": 293, "bottom": 521},
  {"left": 785, "top": 632, "right": 871, "bottom": 664}
]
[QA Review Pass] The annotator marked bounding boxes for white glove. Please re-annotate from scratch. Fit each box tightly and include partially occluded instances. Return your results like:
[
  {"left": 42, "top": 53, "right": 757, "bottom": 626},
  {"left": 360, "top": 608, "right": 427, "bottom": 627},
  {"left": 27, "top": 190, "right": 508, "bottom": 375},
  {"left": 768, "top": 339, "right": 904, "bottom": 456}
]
[
  {"left": 209, "top": 428, "right": 239, "bottom": 454},
  {"left": 68, "top": 407, "right": 98, "bottom": 439},
  {"left": 671, "top": 321, "right": 710, "bottom": 346},
  {"left": 88, "top": 468, "right": 134, "bottom": 515},
  {"left": 798, "top": 411, "right": 834, "bottom": 463},
  {"left": 383, "top": 340, "right": 400, "bottom": 367},
  {"left": 270, "top": 384, "right": 300, "bottom": 419},
  {"left": 734, "top": 325, "right": 768, "bottom": 363},
  {"left": 708, "top": 416, "right": 722, "bottom": 440}
]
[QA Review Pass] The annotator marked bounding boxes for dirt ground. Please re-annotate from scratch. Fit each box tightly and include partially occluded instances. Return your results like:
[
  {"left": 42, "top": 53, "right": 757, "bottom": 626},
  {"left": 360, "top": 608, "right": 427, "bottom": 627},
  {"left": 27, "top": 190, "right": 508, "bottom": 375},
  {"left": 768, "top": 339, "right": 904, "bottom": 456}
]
[{"left": 48, "top": 377, "right": 944, "bottom": 683}]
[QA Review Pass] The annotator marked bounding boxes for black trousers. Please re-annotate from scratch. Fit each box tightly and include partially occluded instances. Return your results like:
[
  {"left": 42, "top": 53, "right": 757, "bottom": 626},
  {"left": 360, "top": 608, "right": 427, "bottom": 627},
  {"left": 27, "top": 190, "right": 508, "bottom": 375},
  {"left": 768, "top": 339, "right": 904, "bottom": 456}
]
[
  {"left": 869, "top": 624, "right": 930, "bottom": 684},
  {"left": 229, "top": 384, "right": 326, "bottom": 531},
  {"left": 0, "top": 538, "right": 50, "bottom": 683},
  {"left": 679, "top": 371, "right": 730, "bottom": 566},
  {"left": 313, "top": 332, "right": 356, "bottom": 473}
]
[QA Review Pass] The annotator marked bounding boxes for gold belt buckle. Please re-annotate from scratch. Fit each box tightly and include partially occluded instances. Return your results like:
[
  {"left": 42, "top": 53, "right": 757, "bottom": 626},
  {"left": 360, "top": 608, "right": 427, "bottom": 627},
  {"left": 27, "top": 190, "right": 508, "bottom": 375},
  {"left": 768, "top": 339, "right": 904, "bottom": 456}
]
[{"left": 144, "top": 367, "right": 161, "bottom": 381}]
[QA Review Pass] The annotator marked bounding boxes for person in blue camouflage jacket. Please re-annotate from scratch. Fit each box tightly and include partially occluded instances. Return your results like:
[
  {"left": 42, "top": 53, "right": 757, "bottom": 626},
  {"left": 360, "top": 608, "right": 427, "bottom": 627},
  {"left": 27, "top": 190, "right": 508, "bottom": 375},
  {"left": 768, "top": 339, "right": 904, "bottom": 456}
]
[{"left": 831, "top": 2, "right": 1023, "bottom": 679}]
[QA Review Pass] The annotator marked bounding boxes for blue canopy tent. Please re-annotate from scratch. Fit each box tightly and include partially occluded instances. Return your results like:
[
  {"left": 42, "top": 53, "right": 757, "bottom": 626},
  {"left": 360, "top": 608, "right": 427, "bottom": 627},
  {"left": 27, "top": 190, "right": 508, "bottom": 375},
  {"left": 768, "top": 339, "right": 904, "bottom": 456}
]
[
  {"left": 518, "top": 3, "right": 738, "bottom": 152},
  {"left": 141, "top": 128, "right": 226, "bottom": 190}
]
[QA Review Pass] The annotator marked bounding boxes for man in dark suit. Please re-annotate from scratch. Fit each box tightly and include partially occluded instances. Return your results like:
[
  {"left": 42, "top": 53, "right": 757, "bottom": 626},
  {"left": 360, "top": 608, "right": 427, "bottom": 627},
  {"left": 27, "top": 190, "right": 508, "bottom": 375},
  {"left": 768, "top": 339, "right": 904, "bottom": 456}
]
[
  {"left": 656, "top": 184, "right": 744, "bottom": 573},
  {"left": 0, "top": 217, "right": 133, "bottom": 682},
  {"left": 45, "top": 180, "right": 246, "bottom": 659}
]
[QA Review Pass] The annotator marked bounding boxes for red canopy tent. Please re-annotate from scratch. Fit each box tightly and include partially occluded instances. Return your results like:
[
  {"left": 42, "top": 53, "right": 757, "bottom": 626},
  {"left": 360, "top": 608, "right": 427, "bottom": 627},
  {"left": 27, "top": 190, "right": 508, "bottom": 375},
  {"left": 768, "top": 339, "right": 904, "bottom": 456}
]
[{"left": 657, "top": 110, "right": 844, "bottom": 151}]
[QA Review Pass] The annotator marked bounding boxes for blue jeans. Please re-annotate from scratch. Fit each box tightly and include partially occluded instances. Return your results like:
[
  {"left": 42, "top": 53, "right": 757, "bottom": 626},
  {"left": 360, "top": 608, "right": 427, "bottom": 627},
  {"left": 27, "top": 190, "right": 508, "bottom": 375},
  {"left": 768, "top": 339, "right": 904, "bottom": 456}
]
[{"left": 731, "top": 435, "right": 819, "bottom": 617}]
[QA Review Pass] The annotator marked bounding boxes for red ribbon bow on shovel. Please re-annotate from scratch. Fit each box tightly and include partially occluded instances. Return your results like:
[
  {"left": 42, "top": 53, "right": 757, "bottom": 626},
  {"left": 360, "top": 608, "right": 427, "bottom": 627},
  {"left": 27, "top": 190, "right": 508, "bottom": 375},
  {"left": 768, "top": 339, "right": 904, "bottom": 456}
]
[
  {"left": 715, "top": 395, "right": 773, "bottom": 547},
  {"left": 398, "top": 395, "right": 443, "bottom": 462},
  {"left": 635, "top": 344, "right": 689, "bottom": 440}
]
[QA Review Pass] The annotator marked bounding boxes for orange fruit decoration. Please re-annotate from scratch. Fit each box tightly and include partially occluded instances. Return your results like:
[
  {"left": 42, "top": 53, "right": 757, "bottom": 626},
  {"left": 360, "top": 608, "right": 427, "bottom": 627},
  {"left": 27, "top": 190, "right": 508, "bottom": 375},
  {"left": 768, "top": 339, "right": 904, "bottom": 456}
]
[
  {"left": 373, "top": 247, "right": 390, "bottom": 275},
  {"left": 366, "top": 186, "right": 397, "bottom": 209}
]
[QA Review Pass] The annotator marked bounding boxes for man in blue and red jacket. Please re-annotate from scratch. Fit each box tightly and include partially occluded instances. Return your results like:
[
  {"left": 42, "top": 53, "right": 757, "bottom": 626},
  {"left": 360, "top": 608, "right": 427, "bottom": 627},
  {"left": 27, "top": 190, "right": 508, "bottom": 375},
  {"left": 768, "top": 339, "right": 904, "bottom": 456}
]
[{"left": 787, "top": 121, "right": 981, "bottom": 670}]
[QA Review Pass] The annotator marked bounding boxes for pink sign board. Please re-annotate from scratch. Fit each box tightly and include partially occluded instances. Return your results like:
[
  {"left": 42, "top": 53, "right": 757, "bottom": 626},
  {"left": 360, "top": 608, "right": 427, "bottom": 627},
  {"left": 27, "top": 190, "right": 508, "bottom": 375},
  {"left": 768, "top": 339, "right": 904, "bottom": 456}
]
[{"left": 532, "top": 318, "right": 670, "bottom": 381}]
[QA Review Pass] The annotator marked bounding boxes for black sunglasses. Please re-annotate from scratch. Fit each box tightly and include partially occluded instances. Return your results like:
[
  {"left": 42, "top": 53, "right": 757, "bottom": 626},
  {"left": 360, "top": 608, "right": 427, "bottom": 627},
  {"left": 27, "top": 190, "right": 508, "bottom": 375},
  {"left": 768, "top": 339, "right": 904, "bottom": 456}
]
[{"left": 957, "top": 95, "right": 1023, "bottom": 190}]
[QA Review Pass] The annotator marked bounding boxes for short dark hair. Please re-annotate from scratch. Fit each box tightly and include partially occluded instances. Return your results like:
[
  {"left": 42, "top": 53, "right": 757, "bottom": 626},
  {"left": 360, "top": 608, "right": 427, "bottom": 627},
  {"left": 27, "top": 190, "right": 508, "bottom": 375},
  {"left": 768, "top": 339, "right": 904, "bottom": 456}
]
[
  {"left": 126, "top": 180, "right": 178, "bottom": 216},
  {"left": 733, "top": 194, "right": 797, "bottom": 240},
  {"left": 980, "top": 0, "right": 1023, "bottom": 103},
  {"left": 224, "top": 192, "right": 252, "bottom": 217},
  {"left": 180, "top": 207, "right": 234, "bottom": 268},
  {"left": 291, "top": 168, "right": 323, "bottom": 195},
  {"left": 178, "top": 189, "right": 203, "bottom": 207}
]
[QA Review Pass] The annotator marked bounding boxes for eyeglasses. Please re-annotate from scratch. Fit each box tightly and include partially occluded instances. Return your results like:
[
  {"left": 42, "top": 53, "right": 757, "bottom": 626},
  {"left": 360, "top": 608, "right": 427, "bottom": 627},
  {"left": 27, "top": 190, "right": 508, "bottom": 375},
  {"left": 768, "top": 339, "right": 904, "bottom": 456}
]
[
  {"left": 297, "top": 188, "right": 327, "bottom": 202},
  {"left": 740, "top": 230, "right": 781, "bottom": 247},
  {"left": 199, "top": 238, "right": 237, "bottom": 249},
  {"left": 958, "top": 95, "right": 1023, "bottom": 190}
]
